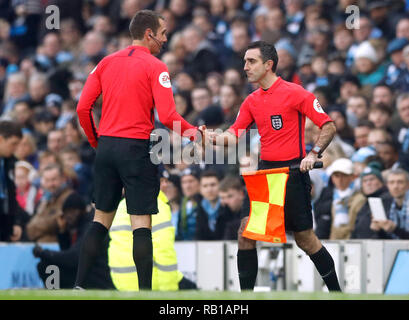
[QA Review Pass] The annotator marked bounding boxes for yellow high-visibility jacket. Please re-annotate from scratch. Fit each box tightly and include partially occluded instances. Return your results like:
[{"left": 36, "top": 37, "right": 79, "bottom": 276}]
[{"left": 108, "top": 191, "right": 183, "bottom": 291}]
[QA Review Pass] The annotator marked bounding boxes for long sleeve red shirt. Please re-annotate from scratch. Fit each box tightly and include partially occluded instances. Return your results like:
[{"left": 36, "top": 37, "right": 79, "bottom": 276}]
[{"left": 77, "top": 45, "right": 197, "bottom": 148}]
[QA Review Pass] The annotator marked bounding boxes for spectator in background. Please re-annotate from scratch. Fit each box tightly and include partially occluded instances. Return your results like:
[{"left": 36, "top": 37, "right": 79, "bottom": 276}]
[
  {"left": 196, "top": 170, "right": 223, "bottom": 240},
  {"left": 346, "top": 94, "right": 370, "bottom": 128},
  {"left": 327, "top": 105, "right": 355, "bottom": 156},
  {"left": 368, "top": 103, "right": 392, "bottom": 130},
  {"left": 161, "top": 51, "right": 183, "bottom": 79},
  {"left": 376, "top": 141, "right": 400, "bottom": 172},
  {"left": 384, "top": 38, "right": 409, "bottom": 88},
  {"left": 33, "top": 192, "right": 115, "bottom": 289},
  {"left": 14, "top": 160, "right": 41, "bottom": 217},
  {"left": 27, "top": 73, "right": 49, "bottom": 109},
  {"left": 59, "top": 18, "right": 82, "bottom": 60},
  {"left": 32, "top": 110, "right": 55, "bottom": 152},
  {"left": 395, "top": 92, "right": 409, "bottom": 172},
  {"left": 368, "top": 127, "right": 392, "bottom": 149},
  {"left": 333, "top": 25, "right": 354, "bottom": 61},
  {"left": 351, "top": 163, "right": 393, "bottom": 239},
  {"left": 371, "top": 83, "right": 395, "bottom": 109},
  {"left": 275, "top": 39, "right": 302, "bottom": 85},
  {"left": 0, "top": 121, "right": 23, "bottom": 242},
  {"left": 224, "top": 23, "right": 251, "bottom": 71},
  {"left": 371, "top": 169, "right": 409, "bottom": 239},
  {"left": 314, "top": 158, "right": 361, "bottom": 240},
  {"left": 353, "top": 40, "right": 385, "bottom": 87},
  {"left": 186, "top": 86, "right": 213, "bottom": 124},
  {"left": 34, "top": 32, "right": 73, "bottom": 73},
  {"left": 77, "top": 31, "right": 106, "bottom": 70},
  {"left": 12, "top": 100, "right": 34, "bottom": 133},
  {"left": 337, "top": 74, "right": 361, "bottom": 105},
  {"left": 395, "top": 17, "right": 409, "bottom": 40},
  {"left": 219, "top": 84, "right": 242, "bottom": 127},
  {"left": 206, "top": 72, "right": 224, "bottom": 104},
  {"left": 59, "top": 146, "right": 93, "bottom": 202},
  {"left": 393, "top": 44, "right": 409, "bottom": 94},
  {"left": 182, "top": 24, "right": 220, "bottom": 82},
  {"left": 14, "top": 133, "right": 38, "bottom": 169},
  {"left": 2, "top": 72, "right": 28, "bottom": 117},
  {"left": 353, "top": 120, "right": 374, "bottom": 149},
  {"left": 26, "top": 163, "right": 73, "bottom": 242},
  {"left": 176, "top": 166, "right": 201, "bottom": 240},
  {"left": 44, "top": 93, "right": 63, "bottom": 122},
  {"left": 162, "top": 173, "right": 182, "bottom": 227},
  {"left": 262, "top": 7, "right": 291, "bottom": 44},
  {"left": 63, "top": 118, "right": 95, "bottom": 167},
  {"left": 351, "top": 145, "right": 377, "bottom": 177},
  {"left": 218, "top": 175, "right": 248, "bottom": 241},
  {"left": 174, "top": 71, "right": 195, "bottom": 93},
  {"left": 46, "top": 129, "right": 66, "bottom": 155}
]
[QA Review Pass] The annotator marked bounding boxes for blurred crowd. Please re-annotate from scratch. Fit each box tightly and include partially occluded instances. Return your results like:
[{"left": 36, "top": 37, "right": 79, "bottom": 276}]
[{"left": 0, "top": 0, "right": 409, "bottom": 247}]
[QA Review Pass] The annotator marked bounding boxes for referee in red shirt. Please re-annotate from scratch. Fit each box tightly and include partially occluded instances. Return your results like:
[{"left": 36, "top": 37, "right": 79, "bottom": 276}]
[
  {"left": 75, "top": 10, "right": 201, "bottom": 290},
  {"left": 207, "top": 41, "right": 341, "bottom": 292}
]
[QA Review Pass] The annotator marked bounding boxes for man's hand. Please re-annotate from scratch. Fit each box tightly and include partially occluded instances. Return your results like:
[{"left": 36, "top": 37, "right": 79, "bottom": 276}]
[
  {"left": 32, "top": 244, "right": 44, "bottom": 258},
  {"left": 378, "top": 220, "right": 396, "bottom": 233},
  {"left": 10, "top": 225, "right": 22, "bottom": 242},
  {"left": 370, "top": 220, "right": 382, "bottom": 231},
  {"left": 300, "top": 152, "right": 319, "bottom": 172}
]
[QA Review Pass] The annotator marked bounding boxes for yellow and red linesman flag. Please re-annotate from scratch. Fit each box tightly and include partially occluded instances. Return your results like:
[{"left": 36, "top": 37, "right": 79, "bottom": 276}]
[{"left": 242, "top": 167, "right": 289, "bottom": 243}]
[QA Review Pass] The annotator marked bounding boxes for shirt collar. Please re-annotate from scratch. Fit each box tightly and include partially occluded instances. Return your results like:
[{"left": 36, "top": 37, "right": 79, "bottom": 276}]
[
  {"left": 260, "top": 76, "right": 282, "bottom": 94},
  {"left": 127, "top": 45, "right": 151, "bottom": 54}
]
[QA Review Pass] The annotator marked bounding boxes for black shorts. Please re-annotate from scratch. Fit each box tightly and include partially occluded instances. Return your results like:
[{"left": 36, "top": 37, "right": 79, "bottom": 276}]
[
  {"left": 93, "top": 136, "right": 160, "bottom": 215},
  {"left": 240, "top": 158, "right": 313, "bottom": 233}
]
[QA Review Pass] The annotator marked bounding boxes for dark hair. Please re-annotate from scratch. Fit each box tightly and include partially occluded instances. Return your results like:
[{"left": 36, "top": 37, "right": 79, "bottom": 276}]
[
  {"left": 129, "top": 10, "right": 164, "bottom": 40},
  {"left": 356, "top": 119, "right": 375, "bottom": 129},
  {"left": 0, "top": 121, "right": 22, "bottom": 139},
  {"left": 247, "top": 41, "right": 278, "bottom": 73},
  {"left": 219, "top": 176, "right": 244, "bottom": 192},
  {"left": 200, "top": 169, "right": 221, "bottom": 182}
]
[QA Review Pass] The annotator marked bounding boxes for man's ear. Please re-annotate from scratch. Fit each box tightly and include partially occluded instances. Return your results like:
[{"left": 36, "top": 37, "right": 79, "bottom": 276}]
[
  {"left": 145, "top": 28, "right": 154, "bottom": 39},
  {"left": 266, "top": 59, "right": 274, "bottom": 71}
]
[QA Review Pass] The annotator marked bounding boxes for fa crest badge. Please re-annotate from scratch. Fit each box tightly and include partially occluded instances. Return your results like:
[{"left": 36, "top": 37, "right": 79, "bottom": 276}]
[{"left": 271, "top": 115, "right": 283, "bottom": 130}]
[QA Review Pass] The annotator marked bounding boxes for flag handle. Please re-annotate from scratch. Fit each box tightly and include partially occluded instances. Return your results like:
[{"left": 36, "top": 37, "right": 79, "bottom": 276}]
[{"left": 289, "top": 161, "right": 323, "bottom": 171}]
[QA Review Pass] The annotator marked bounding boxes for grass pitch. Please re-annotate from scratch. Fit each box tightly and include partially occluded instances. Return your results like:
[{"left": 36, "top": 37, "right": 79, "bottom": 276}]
[{"left": 0, "top": 289, "right": 408, "bottom": 300}]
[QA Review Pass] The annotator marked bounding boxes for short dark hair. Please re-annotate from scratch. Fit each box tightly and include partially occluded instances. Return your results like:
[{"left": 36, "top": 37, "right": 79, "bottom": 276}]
[
  {"left": 0, "top": 121, "right": 22, "bottom": 139},
  {"left": 219, "top": 176, "right": 244, "bottom": 192},
  {"left": 129, "top": 10, "right": 164, "bottom": 40},
  {"left": 200, "top": 170, "right": 221, "bottom": 182},
  {"left": 247, "top": 41, "right": 278, "bottom": 73}
]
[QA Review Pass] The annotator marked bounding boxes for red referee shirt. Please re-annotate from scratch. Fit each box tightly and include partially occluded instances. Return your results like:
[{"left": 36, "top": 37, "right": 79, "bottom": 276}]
[
  {"left": 228, "top": 77, "right": 333, "bottom": 161},
  {"left": 77, "top": 45, "right": 197, "bottom": 148}
]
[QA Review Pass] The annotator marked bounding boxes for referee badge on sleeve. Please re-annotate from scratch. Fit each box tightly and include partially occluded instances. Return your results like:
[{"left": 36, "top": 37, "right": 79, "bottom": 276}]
[{"left": 271, "top": 115, "right": 283, "bottom": 130}]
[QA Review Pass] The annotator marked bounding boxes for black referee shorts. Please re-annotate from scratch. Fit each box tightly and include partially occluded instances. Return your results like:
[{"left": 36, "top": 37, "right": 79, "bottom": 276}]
[
  {"left": 93, "top": 136, "right": 160, "bottom": 215},
  {"left": 241, "top": 158, "right": 313, "bottom": 233}
]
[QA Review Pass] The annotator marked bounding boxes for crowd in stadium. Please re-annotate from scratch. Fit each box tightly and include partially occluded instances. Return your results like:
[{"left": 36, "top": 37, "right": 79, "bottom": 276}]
[{"left": 0, "top": 0, "right": 409, "bottom": 250}]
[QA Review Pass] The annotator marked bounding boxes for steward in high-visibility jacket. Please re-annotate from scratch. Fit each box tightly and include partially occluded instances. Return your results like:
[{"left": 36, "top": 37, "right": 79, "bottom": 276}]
[{"left": 108, "top": 191, "right": 184, "bottom": 291}]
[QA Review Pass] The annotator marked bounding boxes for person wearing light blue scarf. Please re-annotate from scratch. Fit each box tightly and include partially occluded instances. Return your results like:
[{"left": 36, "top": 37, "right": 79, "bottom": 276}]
[{"left": 371, "top": 169, "right": 409, "bottom": 239}]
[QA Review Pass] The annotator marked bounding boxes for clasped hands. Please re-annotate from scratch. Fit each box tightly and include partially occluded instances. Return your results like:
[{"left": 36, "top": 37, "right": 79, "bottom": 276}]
[{"left": 197, "top": 125, "right": 219, "bottom": 147}]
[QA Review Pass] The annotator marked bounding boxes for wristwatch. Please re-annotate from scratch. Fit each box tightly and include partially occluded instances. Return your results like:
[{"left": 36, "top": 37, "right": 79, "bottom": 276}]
[{"left": 311, "top": 145, "right": 322, "bottom": 157}]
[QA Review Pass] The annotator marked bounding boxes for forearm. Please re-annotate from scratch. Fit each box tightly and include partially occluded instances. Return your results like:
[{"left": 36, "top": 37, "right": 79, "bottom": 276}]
[
  {"left": 313, "top": 121, "right": 336, "bottom": 153},
  {"left": 212, "top": 130, "right": 238, "bottom": 147}
]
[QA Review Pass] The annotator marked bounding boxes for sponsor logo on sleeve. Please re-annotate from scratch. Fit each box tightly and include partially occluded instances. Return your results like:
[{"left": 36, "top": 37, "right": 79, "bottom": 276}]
[
  {"left": 159, "top": 72, "right": 172, "bottom": 88},
  {"left": 313, "top": 99, "right": 324, "bottom": 113}
]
